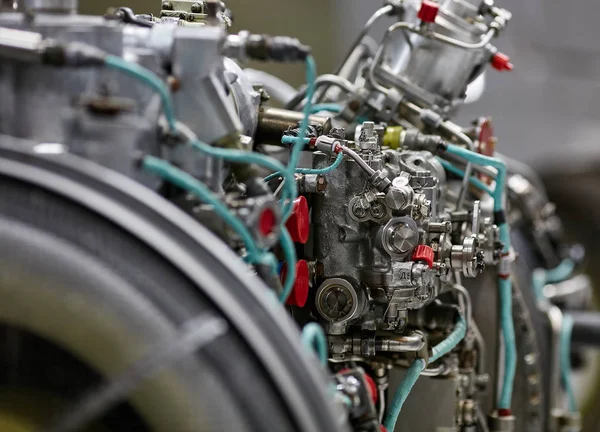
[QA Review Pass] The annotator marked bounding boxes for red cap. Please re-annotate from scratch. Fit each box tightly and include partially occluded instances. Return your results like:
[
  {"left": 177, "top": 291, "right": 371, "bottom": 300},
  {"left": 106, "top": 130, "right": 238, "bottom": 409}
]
[
  {"left": 491, "top": 52, "right": 513, "bottom": 71},
  {"left": 412, "top": 245, "right": 434, "bottom": 268},
  {"left": 364, "top": 373, "right": 378, "bottom": 404},
  {"left": 418, "top": 0, "right": 439, "bottom": 23},
  {"left": 285, "top": 196, "right": 310, "bottom": 244},
  {"left": 498, "top": 408, "right": 512, "bottom": 417},
  {"left": 281, "top": 259, "right": 309, "bottom": 307},
  {"left": 258, "top": 207, "right": 276, "bottom": 237},
  {"left": 381, "top": 426, "right": 388, "bottom": 432}
]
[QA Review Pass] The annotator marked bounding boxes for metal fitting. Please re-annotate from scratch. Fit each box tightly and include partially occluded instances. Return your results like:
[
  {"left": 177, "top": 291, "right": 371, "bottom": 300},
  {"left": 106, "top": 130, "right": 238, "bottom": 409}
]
[
  {"left": 352, "top": 196, "right": 371, "bottom": 219},
  {"left": 369, "top": 169, "right": 392, "bottom": 192},
  {"left": 385, "top": 174, "right": 414, "bottom": 211},
  {"left": 299, "top": 174, "right": 327, "bottom": 194},
  {"left": 381, "top": 217, "right": 419, "bottom": 259},
  {"left": 356, "top": 121, "right": 379, "bottom": 150},
  {"left": 488, "top": 411, "right": 515, "bottom": 432},
  {"left": 315, "top": 135, "right": 343, "bottom": 154}
]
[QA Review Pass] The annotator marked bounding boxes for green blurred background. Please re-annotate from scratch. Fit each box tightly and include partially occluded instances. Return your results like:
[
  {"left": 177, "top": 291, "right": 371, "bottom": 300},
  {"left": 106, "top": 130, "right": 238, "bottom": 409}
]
[{"left": 80, "top": 0, "right": 336, "bottom": 87}]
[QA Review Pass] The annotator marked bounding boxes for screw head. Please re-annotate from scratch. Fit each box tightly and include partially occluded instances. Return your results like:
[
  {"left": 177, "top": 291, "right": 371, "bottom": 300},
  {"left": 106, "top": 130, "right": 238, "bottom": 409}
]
[
  {"left": 391, "top": 224, "right": 419, "bottom": 254},
  {"left": 370, "top": 202, "right": 386, "bottom": 219},
  {"left": 190, "top": 2, "right": 203, "bottom": 12},
  {"left": 161, "top": 1, "right": 173, "bottom": 10}
]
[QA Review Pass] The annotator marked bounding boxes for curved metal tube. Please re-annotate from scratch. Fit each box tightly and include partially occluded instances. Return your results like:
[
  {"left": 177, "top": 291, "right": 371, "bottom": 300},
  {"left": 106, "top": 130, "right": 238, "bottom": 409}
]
[
  {"left": 316, "top": 4, "right": 394, "bottom": 103},
  {"left": 285, "top": 74, "right": 357, "bottom": 110},
  {"left": 340, "top": 145, "right": 376, "bottom": 177},
  {"left": 377, "top": 332, "right": 425, "bottom": 353},
  {"left": 450, "top": 284, "right": 472, "bottom": 331},
  {"left": 430, "top": 28, "right": 496, "bottom": 50}
]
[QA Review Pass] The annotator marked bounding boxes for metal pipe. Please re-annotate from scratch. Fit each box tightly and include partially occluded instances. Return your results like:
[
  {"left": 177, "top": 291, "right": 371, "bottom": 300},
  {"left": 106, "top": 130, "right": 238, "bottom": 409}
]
[
  {"left": 546, "top": 306, "right": 564, "bottom": 418},
  {"left": 376, "top": 333, "right": 425, "bottom": 353},
  {"left": 430, "top": 28, "right": 496, "bottom": 50},
  {"left": 451, "top": 284, "right": 472, "bottom": 331},
  {"left": 285, "top": 74, "right": 357, "bottom": 110},
  {"left": 316, "top": 4, "right": 394, "bottom": 103},
  {"left": 340, "top": 146, "right": 376, "bottom": 177},
  {"left": 255, "top": 107, "right": 331, "bottom": 146}
]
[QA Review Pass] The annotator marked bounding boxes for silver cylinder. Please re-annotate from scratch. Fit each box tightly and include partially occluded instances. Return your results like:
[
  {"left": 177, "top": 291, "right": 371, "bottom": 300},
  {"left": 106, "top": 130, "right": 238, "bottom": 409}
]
[
  {"left": 24, "top": 0, "right": 77, "bottom": 13},
  {"left": 382, "top": 2, "right": 489, "bottom": 106}
]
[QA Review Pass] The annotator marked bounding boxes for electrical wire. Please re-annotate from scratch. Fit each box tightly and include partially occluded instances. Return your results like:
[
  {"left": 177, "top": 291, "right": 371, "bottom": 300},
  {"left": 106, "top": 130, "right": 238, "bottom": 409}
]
[
  {"left": 384, "top": 315, "right": 467, "bottom": 431},
  {"left": 301, "top": 322, "right": 328, "bottom": 365}
]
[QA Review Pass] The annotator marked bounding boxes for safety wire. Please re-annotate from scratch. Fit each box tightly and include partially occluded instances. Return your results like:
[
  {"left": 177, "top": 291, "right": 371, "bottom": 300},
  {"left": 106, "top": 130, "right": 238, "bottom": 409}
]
[
  {"left": 105, "top": 51, "right": 319, "bottom": 304},
  {"left": 532, "top": 259, "right": 577, "bottom": 413},
  {"left": 384, "top": 315, "right": 467, "bottom": 431},
  {"left": 439, "top": 145, "right": 516, "bottom": 413}
]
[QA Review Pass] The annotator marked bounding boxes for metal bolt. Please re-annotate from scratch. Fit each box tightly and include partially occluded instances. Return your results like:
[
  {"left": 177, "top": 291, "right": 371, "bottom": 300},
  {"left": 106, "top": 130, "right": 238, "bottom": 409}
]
[
  {"left": 352, "top": 197, "right": 370, "bottom": 218},
  {"left": 391, "top": 224, "right": 419, "bottom": 254},
  {"left": 316, "top": 176, "right": 327, "bottom": 192},
  {"left": 385, "top": 186, "right": 410, "bottom": 211},
  {"left": 370, "top": 202, "right": 386, "bottom": 219},
  {"left": 161, "top": 1, "right": 173, "bottom": 10},
  {"left": 190, "top": 2, "right": 203, "bottom": 12}
]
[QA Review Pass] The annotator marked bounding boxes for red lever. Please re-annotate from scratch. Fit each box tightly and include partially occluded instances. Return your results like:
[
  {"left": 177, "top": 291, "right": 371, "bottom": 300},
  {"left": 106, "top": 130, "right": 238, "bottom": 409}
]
[
  {"left": 491, "top": 52, "right": 513, "bottom": 71},
  {"left": 412, "top": 244, "right": 435, "bottom": 268},
  {"left": 285, "top": 196, "right": 310, "bottom": 244},
  {"left": 418, "top": 0, "right": 439, "bottom": 23},
  {"left": 281, "top": 259, "right": 309, "bottom": 307}
]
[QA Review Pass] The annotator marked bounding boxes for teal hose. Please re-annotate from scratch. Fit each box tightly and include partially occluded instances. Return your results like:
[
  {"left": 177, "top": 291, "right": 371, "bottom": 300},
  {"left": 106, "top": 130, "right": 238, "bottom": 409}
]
[
  {"left": 301, "top": 322, "right": 328, "bottom": 365},
  {"left": 142, "top": 156, "right": 298, "bottom": 303},
  {"left": 430, "top": 315, "right": 468, "bottom": 362},
  {"left": 278, "top": 227, "right": 297, "bottom": 304},
  {"left": 104, "top": 55, "right": 176, "bottom": 132},
  {"left": 264, "top": 153, "right": 344, "bottom": 182},
  {"left": 282, "top": 56, "right": 317, "bottom": 221},
  {"left": 560, "top": 314, "right": 577, "bottom": 413},
  {"left": 296, "top": 153, "right": 344, "bottom": 174},
  {"left": 384, "top": 358, "right": 425, "bottom": 430},
  {"left": 437, "top": 157, "right": 494, "bottom": 196},
  {"left": 532, "top": 259, "right": 576, "bottom": 412},
  {"left": 142, "top": 156, "right": 265, "bottom": 264},
  {"left": 443, "top": 144, "right": 515, "bottom": 410},
  {"left": 281, "top": 136, "right": 311, "bottom": 146},
  {"left": 309, "top": 103, "right": 342, "bottom": 114},
  {"left": 546, "top": 259, "right": 576, "bottom": 284},
  {"left": 384, "top": 315, "right": 467, "bottom": 430}
]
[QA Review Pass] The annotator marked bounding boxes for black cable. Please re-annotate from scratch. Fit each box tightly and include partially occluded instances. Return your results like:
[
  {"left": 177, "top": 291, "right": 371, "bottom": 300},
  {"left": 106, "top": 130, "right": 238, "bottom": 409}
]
[
  {"left": 39, "top": 314, "right": 228, "bottom": 432},
  {"left": 569, "top": 311, "right": 600, "bottom": 349}
]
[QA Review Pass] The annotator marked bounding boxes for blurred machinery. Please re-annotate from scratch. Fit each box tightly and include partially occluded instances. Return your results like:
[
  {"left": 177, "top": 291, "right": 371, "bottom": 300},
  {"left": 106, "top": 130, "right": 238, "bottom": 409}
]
[{"left": 0, "top": 0, "right": 595, "bottom": 431}]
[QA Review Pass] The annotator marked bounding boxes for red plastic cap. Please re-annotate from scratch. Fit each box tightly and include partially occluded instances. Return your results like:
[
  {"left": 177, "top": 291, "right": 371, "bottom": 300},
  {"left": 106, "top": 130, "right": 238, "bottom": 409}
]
[
  {"left": 491, "top": 52, "right": 513, "bottom": 71},
  {"left": 281, "top": 259, "right": 309, "bottom": 307},
  {"left": 364, "top": 373, "right": 378, "bottom": 405},
  {"left": 380, "top": 427, "right": 388, "bottom": 432},
  {"left": 412, "top": 244, "right": 434, "bottom": 268},
  {"left": 259, "top": 207, "right": 276, "bottom": 237},
  {"left": 285, "top": 196, "right": 310, "bottom": 244},
  {"left": 498, "top": 408, "right": 512, "bottom": 417},
  {"left": 418, "top": 0, "right": 439, "bottom": 23}
]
